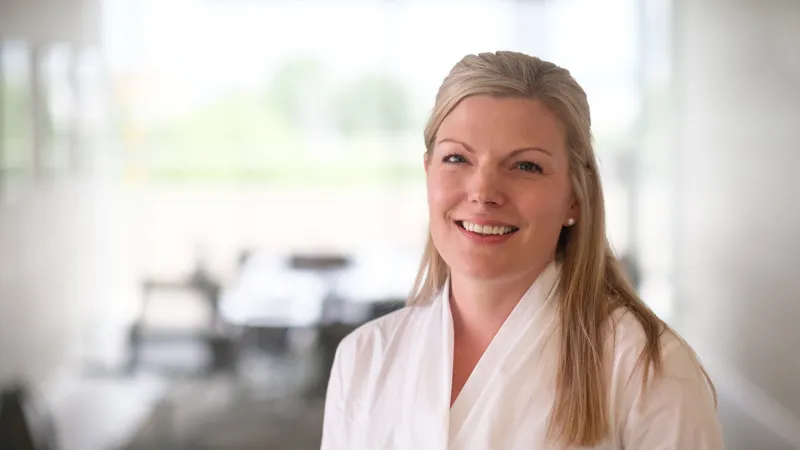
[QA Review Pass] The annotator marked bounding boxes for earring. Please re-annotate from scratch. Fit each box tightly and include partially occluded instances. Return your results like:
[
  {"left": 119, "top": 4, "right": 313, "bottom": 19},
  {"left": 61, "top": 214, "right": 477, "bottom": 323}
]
[{"left": 566, "top": 218, "right": 576, "bottom": 226}]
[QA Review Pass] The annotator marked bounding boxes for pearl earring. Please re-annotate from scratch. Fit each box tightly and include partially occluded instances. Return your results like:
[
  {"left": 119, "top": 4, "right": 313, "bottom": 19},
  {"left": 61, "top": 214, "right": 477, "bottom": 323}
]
[{"left": 566, "top": 218, "right": 576, "bottom": 226}]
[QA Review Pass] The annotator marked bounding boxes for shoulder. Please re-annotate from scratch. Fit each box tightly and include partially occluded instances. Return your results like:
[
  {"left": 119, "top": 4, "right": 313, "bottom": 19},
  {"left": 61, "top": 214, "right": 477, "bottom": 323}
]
[
  {"left": 607, "top": 307, "right": 705, "bottom": 380},
  {"left": 606, "top": 307, "right": 722, "bottom": 447},
  {"left": 334, "top": 303, "right": 434, "bottom": 368}
]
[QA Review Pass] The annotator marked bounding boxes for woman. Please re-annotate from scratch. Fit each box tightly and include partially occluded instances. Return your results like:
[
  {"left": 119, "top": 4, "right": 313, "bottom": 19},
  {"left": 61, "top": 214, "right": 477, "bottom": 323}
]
[{"left": 321, "top": 51, "right": 723, "bottom": 449}]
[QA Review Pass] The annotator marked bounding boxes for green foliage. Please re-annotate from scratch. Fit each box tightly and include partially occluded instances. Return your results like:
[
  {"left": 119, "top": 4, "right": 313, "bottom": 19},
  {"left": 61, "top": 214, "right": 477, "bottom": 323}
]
[
  {"left": 125, "top": 55, "right": 422, "bottom": 183},
  {"left": 2, "top": 81, "right": 32, "bottom": 137},
  {"left": 1, "top": 81, "right": 33, "bottom": 171},
  {"left": 149, "top": 92, "right": 295, "bottom": 148},
  {"left": 264, "top": 56, "right": 328, "bottom": 130},
  {"left": 333, "top": 72, "right": 414, "bottom": 137}
]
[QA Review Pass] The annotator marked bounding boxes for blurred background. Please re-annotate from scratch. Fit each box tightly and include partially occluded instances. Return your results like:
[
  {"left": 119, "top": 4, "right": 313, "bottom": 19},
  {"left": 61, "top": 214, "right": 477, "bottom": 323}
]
[{"left": 0, "top": 0, "right": 797, "bottom": 448}]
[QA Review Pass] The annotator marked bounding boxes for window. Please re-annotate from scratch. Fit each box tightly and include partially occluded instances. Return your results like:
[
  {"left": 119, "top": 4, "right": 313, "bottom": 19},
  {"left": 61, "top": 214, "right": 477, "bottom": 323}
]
[
  {"left": 1, "top": 41, "right": 34, "bottom": 182},
  {"left": 101, "top": 0, "right": 652, "bottom": 290}
]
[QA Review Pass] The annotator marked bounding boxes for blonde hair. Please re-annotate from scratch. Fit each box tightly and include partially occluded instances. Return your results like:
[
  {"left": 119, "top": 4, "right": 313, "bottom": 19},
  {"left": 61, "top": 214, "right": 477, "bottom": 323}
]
[{"left": 409, "top": 51, "right": 715, "bottom": 446}]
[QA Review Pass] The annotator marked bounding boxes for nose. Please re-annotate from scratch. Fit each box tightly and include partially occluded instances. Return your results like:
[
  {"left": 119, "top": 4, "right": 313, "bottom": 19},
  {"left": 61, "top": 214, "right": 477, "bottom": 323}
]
[{"left": 467, "top": 166, "right": 505, "bottom": 207}]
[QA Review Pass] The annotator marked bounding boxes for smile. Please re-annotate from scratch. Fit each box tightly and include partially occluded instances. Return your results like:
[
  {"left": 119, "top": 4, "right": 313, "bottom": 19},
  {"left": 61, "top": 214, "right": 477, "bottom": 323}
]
[{"left": 456, "top": 220, "right": 519, "bottom": 236}]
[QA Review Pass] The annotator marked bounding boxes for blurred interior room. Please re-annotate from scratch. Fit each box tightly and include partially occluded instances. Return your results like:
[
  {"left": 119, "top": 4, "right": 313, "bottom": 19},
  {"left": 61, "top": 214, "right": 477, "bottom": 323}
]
[{"left": 0, "top": 0, "right": 798, "bottom": 448}]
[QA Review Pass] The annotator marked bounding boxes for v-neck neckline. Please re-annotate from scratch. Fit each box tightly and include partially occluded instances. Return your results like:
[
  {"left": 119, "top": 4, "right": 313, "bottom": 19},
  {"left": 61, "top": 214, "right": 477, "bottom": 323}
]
[{"left": 442, "top": 262, "right": 561, "bottom": 440}]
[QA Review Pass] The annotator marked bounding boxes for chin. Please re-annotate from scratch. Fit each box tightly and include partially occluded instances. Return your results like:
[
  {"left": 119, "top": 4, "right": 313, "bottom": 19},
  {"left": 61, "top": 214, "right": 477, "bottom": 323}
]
[{"left": 448, "top": 257, "right": 515, "bottom": 281}]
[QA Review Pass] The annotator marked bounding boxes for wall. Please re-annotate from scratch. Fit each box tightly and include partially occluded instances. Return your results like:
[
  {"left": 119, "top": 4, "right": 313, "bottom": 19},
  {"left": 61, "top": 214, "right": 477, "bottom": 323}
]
[
  {"left": 672, "top": 0, "right": 800, "bottom": 426},
  {"left": 0, "top": 0, "right": 100, "bottom": 46},
  {"left": 0, "top": 182, "right": 95, "bottom": 388},
  {"left": 0, "top": 0, "right": 124, "bottom": 402}
]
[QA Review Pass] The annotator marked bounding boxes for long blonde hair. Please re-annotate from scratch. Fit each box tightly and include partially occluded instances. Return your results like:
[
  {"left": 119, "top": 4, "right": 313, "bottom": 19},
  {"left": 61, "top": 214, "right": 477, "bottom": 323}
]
[{"left": 409, "top": 51, "right": 715, "bottom": 446}]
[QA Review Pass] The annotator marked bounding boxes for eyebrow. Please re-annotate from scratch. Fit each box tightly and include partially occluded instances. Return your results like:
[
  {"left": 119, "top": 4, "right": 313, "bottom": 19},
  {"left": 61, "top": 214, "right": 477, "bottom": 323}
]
[{"left": 436, "top": 138, "right": 553, "bottom": 157}]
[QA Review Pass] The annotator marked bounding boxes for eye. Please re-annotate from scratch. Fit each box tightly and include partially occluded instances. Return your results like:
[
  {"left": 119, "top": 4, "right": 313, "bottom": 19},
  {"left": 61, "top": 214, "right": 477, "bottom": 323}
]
[
  {"left": 442, "top": 153, "right": 468, "bottom": 164},
  {"left": 515, "top": 161, "right": 543, "bottom": 174}
]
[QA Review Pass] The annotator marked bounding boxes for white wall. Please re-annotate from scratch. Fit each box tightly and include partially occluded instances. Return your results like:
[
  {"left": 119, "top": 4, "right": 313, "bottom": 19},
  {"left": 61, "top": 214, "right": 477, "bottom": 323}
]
[
  {"left": 672, "top": 0, "right": 800, "bottom": 421},
  {"left": 0, "top": 181, "right": 94, "bottom": 385},
  {"left": 0, "top": 0, "right": 130, "bottom": 398}
]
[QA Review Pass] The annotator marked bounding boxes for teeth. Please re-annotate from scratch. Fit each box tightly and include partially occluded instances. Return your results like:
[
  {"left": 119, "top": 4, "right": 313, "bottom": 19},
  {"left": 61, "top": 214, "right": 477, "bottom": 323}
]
[{"left": 461, "top": 221, "right": 516, "bottom": 235}]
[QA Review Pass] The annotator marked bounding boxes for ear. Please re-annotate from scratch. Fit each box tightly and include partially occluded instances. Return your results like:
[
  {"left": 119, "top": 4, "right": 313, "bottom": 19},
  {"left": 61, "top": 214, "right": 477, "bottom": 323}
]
[
  {"left": 423, "top": 151, "right": 431, "bottom": 173},
  {"left": 564, "top": 192, "right": 580, "bottom": 227}
]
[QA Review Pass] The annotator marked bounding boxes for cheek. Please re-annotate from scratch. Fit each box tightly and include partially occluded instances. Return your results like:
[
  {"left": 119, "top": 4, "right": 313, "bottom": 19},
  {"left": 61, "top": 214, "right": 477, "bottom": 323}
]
[
  {"left": 517, "top": 189, "right": 571, "bottom": 225},
  {"left": 426, "top": 171, "right": 462, "bottom": 216}
]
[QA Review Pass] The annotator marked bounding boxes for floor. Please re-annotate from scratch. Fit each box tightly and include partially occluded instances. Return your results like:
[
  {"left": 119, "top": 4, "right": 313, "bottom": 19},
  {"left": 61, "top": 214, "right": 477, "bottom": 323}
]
[
  {"left": 48, "top": 372, "right": 167, "bottom": 450},
  {"left": 122, "top": 350, "right": 326, "bottom": 450},
  {"left": 53, "top": 343, "right": 799, "bottom": 450}
]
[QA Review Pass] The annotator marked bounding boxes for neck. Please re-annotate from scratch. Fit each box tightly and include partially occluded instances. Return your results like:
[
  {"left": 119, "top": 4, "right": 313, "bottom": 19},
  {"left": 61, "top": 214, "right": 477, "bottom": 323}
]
[{"left": 449, "top": 260, "right": 552, "bottom": 341}]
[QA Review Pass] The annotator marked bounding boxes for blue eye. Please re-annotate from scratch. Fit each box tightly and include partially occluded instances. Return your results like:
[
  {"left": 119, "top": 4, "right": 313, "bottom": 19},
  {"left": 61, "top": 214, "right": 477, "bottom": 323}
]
[
  {"left": 442, "top": 153, "right": 467, "bottom": 164},
  {"left": 516, "top": 161, "right": 543, "bottom": 173}
]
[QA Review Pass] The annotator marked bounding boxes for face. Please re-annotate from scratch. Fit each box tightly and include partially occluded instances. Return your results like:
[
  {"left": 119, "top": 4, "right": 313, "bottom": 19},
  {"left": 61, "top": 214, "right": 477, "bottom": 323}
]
[{"left": 425, "top": 95, "right": 578, "bottom": 282}]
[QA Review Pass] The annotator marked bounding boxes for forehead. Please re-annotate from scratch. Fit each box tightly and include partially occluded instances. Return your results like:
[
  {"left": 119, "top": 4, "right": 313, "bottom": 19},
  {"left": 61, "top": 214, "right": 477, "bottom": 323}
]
[{"left": 436, "top": 95, "right": 567, "bottom": 156}]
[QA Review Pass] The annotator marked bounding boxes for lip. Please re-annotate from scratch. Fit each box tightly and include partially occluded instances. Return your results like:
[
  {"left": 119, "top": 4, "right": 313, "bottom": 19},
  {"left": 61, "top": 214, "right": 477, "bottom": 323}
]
[
  {"left": 454, "top": 220, "right": 518, "bottom": 244},
  {"left": 455, "top": 218, "right": 517, "bottom": 227}
]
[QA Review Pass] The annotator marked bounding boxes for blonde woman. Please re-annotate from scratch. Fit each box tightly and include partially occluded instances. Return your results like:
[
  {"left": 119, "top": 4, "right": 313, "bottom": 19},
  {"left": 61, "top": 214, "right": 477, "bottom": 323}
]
[{"left": 321, "top": 52, "right": 723, "bottom": 449}]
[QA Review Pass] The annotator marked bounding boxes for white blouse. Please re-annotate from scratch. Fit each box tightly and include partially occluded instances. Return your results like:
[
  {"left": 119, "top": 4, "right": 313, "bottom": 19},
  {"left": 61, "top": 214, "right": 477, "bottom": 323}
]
[{"left": 321, "top": 262, "right": 723, "bottom": 449}]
